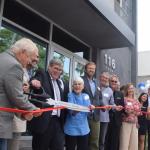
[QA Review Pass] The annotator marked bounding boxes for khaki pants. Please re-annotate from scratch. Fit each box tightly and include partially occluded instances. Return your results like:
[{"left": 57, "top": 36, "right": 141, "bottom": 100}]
[
  {"left": 8, "top": 133, "right": 21, "bottom": 150},
  {"left": 119, "top": 122, "right": 138, "bottom": 150},
  {"left": 88, "top": 119, "right": 100, "bottom": 150}
]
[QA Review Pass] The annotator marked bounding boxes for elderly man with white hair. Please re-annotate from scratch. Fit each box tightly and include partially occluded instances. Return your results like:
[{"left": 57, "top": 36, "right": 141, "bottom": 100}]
[{"left": 0, "top": 38, "right": 41, "bottom": 150}]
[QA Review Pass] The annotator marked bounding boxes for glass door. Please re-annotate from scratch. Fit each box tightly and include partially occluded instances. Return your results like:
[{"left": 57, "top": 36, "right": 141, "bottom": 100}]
[
  {"left": 72, "top": 56, "right": 88, "bottom": 79},
  {"left": 50, "top": 42, "right": 73, "bottom": 84},
  {"left": 50, "top": 42, "right": 88, "bottom": 90}
]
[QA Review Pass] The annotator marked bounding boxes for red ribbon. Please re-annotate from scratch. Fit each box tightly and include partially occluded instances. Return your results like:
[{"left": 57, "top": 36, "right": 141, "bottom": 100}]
[
  {"left": 0, "top": 106, "right": 66, "bottom": 114},
  {"left": 95, "top": 106, "right": 113, "bottom": 109},
  {"left": 0, "top": 105, "right": 150, "bottom": 115},
  {"left": 95, "top": 106, "right": 150, "bottom": 115},
  {"left": 0, "top": 105, "right": 113, "bottom": 114}
]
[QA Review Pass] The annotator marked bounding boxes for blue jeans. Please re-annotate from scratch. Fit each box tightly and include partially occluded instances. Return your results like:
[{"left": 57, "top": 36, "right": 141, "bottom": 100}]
[{"left": 0, "top": 138, "right": 7, "bottom": 150}]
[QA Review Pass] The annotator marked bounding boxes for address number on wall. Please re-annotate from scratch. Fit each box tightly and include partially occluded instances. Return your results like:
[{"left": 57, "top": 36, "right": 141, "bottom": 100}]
[{"left": 104, "top": 54, "right": 116, "bottom": 70}]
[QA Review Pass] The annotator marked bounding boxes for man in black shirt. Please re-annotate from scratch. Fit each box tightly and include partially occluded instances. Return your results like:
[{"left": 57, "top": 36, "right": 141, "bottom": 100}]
[{"left": 105, "top": 74, "right": 124, "bottom": 150}]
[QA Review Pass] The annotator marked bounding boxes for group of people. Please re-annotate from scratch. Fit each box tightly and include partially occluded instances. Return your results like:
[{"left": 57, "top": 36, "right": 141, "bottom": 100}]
[{"left": 0, "top": 38, "right": 150, "bottom": 150}]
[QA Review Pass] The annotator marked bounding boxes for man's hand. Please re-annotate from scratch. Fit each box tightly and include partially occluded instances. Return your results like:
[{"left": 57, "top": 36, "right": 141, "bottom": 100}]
[
  {"left": 115, "top": 105, "right": 123, "bottom": 111},
  {"left": 89, "top": 105, "right": 95, "bottom": 110},
  {"left": 33, "top": 108, "right": 43, "bottom": 117},
  {"left": 22, "top": 112, "right": 33, "bottom": 121},
  {"left": 31, "top": 79, "right": 41, "bottom": 89},
  {"left": 22, "top": 108, "right": 42, "bottom": 120},
  {"left": 23, "top": 82, "right": 30, "bottom": 92}
]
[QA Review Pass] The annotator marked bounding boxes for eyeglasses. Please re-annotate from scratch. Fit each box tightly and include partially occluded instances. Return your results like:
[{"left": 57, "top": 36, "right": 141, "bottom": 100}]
[
  {"left": 53, "top": 67, "right": 63, "bottom": 72},
  {"left": 111, "top": 80, "right": 117, "bottom": 83},
  {"left": 73, "top": 83, "right": 83, "bottom": 86}
]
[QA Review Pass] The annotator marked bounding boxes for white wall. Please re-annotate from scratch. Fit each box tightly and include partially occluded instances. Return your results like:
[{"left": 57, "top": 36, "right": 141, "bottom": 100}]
[
  {"left": 138, "top": 51, "right": 150, "bottom": 76},
  {"left": 108, "top": 0, "right": 115, "bottom": 9}
]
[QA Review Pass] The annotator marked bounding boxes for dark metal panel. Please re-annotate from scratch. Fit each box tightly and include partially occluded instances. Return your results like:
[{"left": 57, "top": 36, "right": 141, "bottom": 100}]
[
  {"left": 19, "top": 0, "right": 134, "bottom": 48},
  {"left": 96, "top": 47, "right": 132, "bottom": 85},
  {"left": 3, "top": 0, "right": 50, "bottom": 40},
  {"left": 88, "top": 0, "right": 135, "bottom": 45}
]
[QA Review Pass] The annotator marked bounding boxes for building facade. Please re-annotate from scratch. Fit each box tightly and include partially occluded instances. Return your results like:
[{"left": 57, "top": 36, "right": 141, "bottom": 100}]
[
  {"left": 0, "top": 0, "right": 137, "bottom": 86},
  {"left": 138, "top": 51, "right": 150, "bottom": 84},
  {"left": 0, "top": 0, "right": 137, "bottom": 149}
]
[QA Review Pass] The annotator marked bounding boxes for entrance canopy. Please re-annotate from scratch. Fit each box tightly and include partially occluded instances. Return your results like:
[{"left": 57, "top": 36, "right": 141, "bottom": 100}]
[{"left": 19, "top": 0, "right": 135, "bottom": 48}]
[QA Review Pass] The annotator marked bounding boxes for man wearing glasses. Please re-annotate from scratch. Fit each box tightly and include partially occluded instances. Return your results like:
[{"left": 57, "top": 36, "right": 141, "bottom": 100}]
[
  {"left": 105, "top": 74, "right": 124, "bottom": 150},
  {"left": 30, "top": 59, "right": 67, "bottom": 150},
  {"left": 99, "top": 72, "right": 122, "bottom": 150}
]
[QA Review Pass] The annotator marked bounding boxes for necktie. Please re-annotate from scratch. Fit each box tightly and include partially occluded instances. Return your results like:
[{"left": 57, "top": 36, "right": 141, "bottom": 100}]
[{"left": 53, "top": 80, "right": 61, "bottom": 117}]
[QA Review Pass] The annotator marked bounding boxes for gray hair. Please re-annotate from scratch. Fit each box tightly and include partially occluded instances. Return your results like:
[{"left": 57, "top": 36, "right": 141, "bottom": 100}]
[
  {"left": 49, "top": 59, "right": 63, "bottom": 68},
  {"left": 110, "top": 74, "right": 119, "bottom": 81},
  {"left": 73, "top": 76, "right": 84, "bottom": 84},
  {"left": 100, "top": 71, "right": 110, "bottom": 78},
  {"left": 85, "top": 61, "right": 96, "bottom": 70},
  {"left": 11, "top": 38, "right": 38, "bottom": 54}
]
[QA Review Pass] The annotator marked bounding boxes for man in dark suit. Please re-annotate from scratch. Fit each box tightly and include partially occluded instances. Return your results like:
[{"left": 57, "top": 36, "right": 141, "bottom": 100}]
[
  {"left": 82, "top": 62, "right": 102, "bottom": 150},
  {"left": 30, "top": 59, "right": 67, "bottom": 150},
  {"left": 105, "top": 74, "right": 124, "bottom": 150}
]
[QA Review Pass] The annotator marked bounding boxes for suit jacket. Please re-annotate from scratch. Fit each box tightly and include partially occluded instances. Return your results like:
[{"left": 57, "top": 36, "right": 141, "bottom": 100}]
[
  {"left": 29, "top": 69, "right": 67, "bottom": 134},
  {"left": 82, "top": 75, "right": 102, "bottom": 121},
  {"left": 0, "top": 50, "right": 37, "bottom": 139},
  {"left": 109, "top": 91, "right": 124, "bottom": 127}
]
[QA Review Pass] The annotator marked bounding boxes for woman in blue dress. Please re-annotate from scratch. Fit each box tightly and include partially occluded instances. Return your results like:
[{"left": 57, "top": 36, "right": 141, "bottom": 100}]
[{"left": 64, "top": 77, "right": 94, "bottom": 150}]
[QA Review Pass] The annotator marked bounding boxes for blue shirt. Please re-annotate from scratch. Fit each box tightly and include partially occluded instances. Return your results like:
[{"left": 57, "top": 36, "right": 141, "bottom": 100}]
[
  {"left": 100, "top": 86, "right": 115, "bottom": 122},
  {"left": 64, "top": 92, "right": 91, "bottom": 136},
  {"left": 88, "top": 79, "right": 96, "bottom": 96}
]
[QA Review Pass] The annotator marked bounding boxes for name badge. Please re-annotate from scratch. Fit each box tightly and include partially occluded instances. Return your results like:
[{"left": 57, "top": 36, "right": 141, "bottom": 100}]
[
  {"left": 127, "top": 102, "right": 132, "bottom": 106},
  {"left": 103, "top": 93, "right": 109, "bottom": 98},
  {"left": 97, "top": 87, "right": 101, "bottom": 91},
  {"left": 84, "top": 95, "right": 90, "bottom": 100}
]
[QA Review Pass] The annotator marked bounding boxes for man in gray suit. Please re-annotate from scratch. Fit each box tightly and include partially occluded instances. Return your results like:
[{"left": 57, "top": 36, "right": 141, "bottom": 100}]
[
  {"left": 0, "top": 38, "right": 41, "bottom": 150},
  {"left": 82, "top": 62, "right": 102, "bottom": 150}
]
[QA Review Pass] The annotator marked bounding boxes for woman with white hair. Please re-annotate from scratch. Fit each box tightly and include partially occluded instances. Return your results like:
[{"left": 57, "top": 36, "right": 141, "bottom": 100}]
[{"left": 64, "top": 76, "right": 95, "bottom": 150}]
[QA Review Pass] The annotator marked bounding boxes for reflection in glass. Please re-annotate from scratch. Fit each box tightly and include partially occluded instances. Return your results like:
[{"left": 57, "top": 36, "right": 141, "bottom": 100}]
[
  {"left": 0, "top": 26, "right": 46, "bottom": 69},
  {"left": 0, "top": 27, "right": 22, "bottom": 53},
  {"left": 74, "top": 61, "right": 85, "bottom": 77},
  {"left": 36, "top": 45, "right": 46, "bottom": 69},
  {"left": 53, "top": 52, "right": 70, "bottom": 82}
]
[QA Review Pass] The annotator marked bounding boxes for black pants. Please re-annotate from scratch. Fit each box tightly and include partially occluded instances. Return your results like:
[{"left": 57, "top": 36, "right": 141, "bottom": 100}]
[
  {"left": 105, "top": 121, "right": 121, "bottom": 150},
  {"left": 148, "top": 120, "right": 150, "bottom": 150},
  {"left": 65, "top": 134, "right": 89, "bottom": 150},
  {"left": 32, "top": 116, "right": 64, "bottom": 150}
]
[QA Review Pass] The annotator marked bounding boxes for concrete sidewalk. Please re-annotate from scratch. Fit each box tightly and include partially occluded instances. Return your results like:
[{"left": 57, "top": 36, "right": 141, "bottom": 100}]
[{"left": 19, "top": 136, "right": 32, "bottom": 150}]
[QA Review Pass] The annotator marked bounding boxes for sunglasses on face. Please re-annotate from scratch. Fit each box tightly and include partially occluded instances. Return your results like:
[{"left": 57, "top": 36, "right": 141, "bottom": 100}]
[{"left": 111, "top": 80, "right": 117, "bottom": 83}]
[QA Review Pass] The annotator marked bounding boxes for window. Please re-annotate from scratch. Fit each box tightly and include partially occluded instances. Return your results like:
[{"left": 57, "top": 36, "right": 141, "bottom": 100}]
[
  {"left": 52, "top": 26, "right": 90, "bottom": 60},
  {"left": 0, "top": 26, "right": 47, "bottom": 69},
  {"left": 3, "top": 0, "right": 50, "bottom": 40},
  {"left": 53, "top": 51, "right": 71, "bottom": 82}
]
